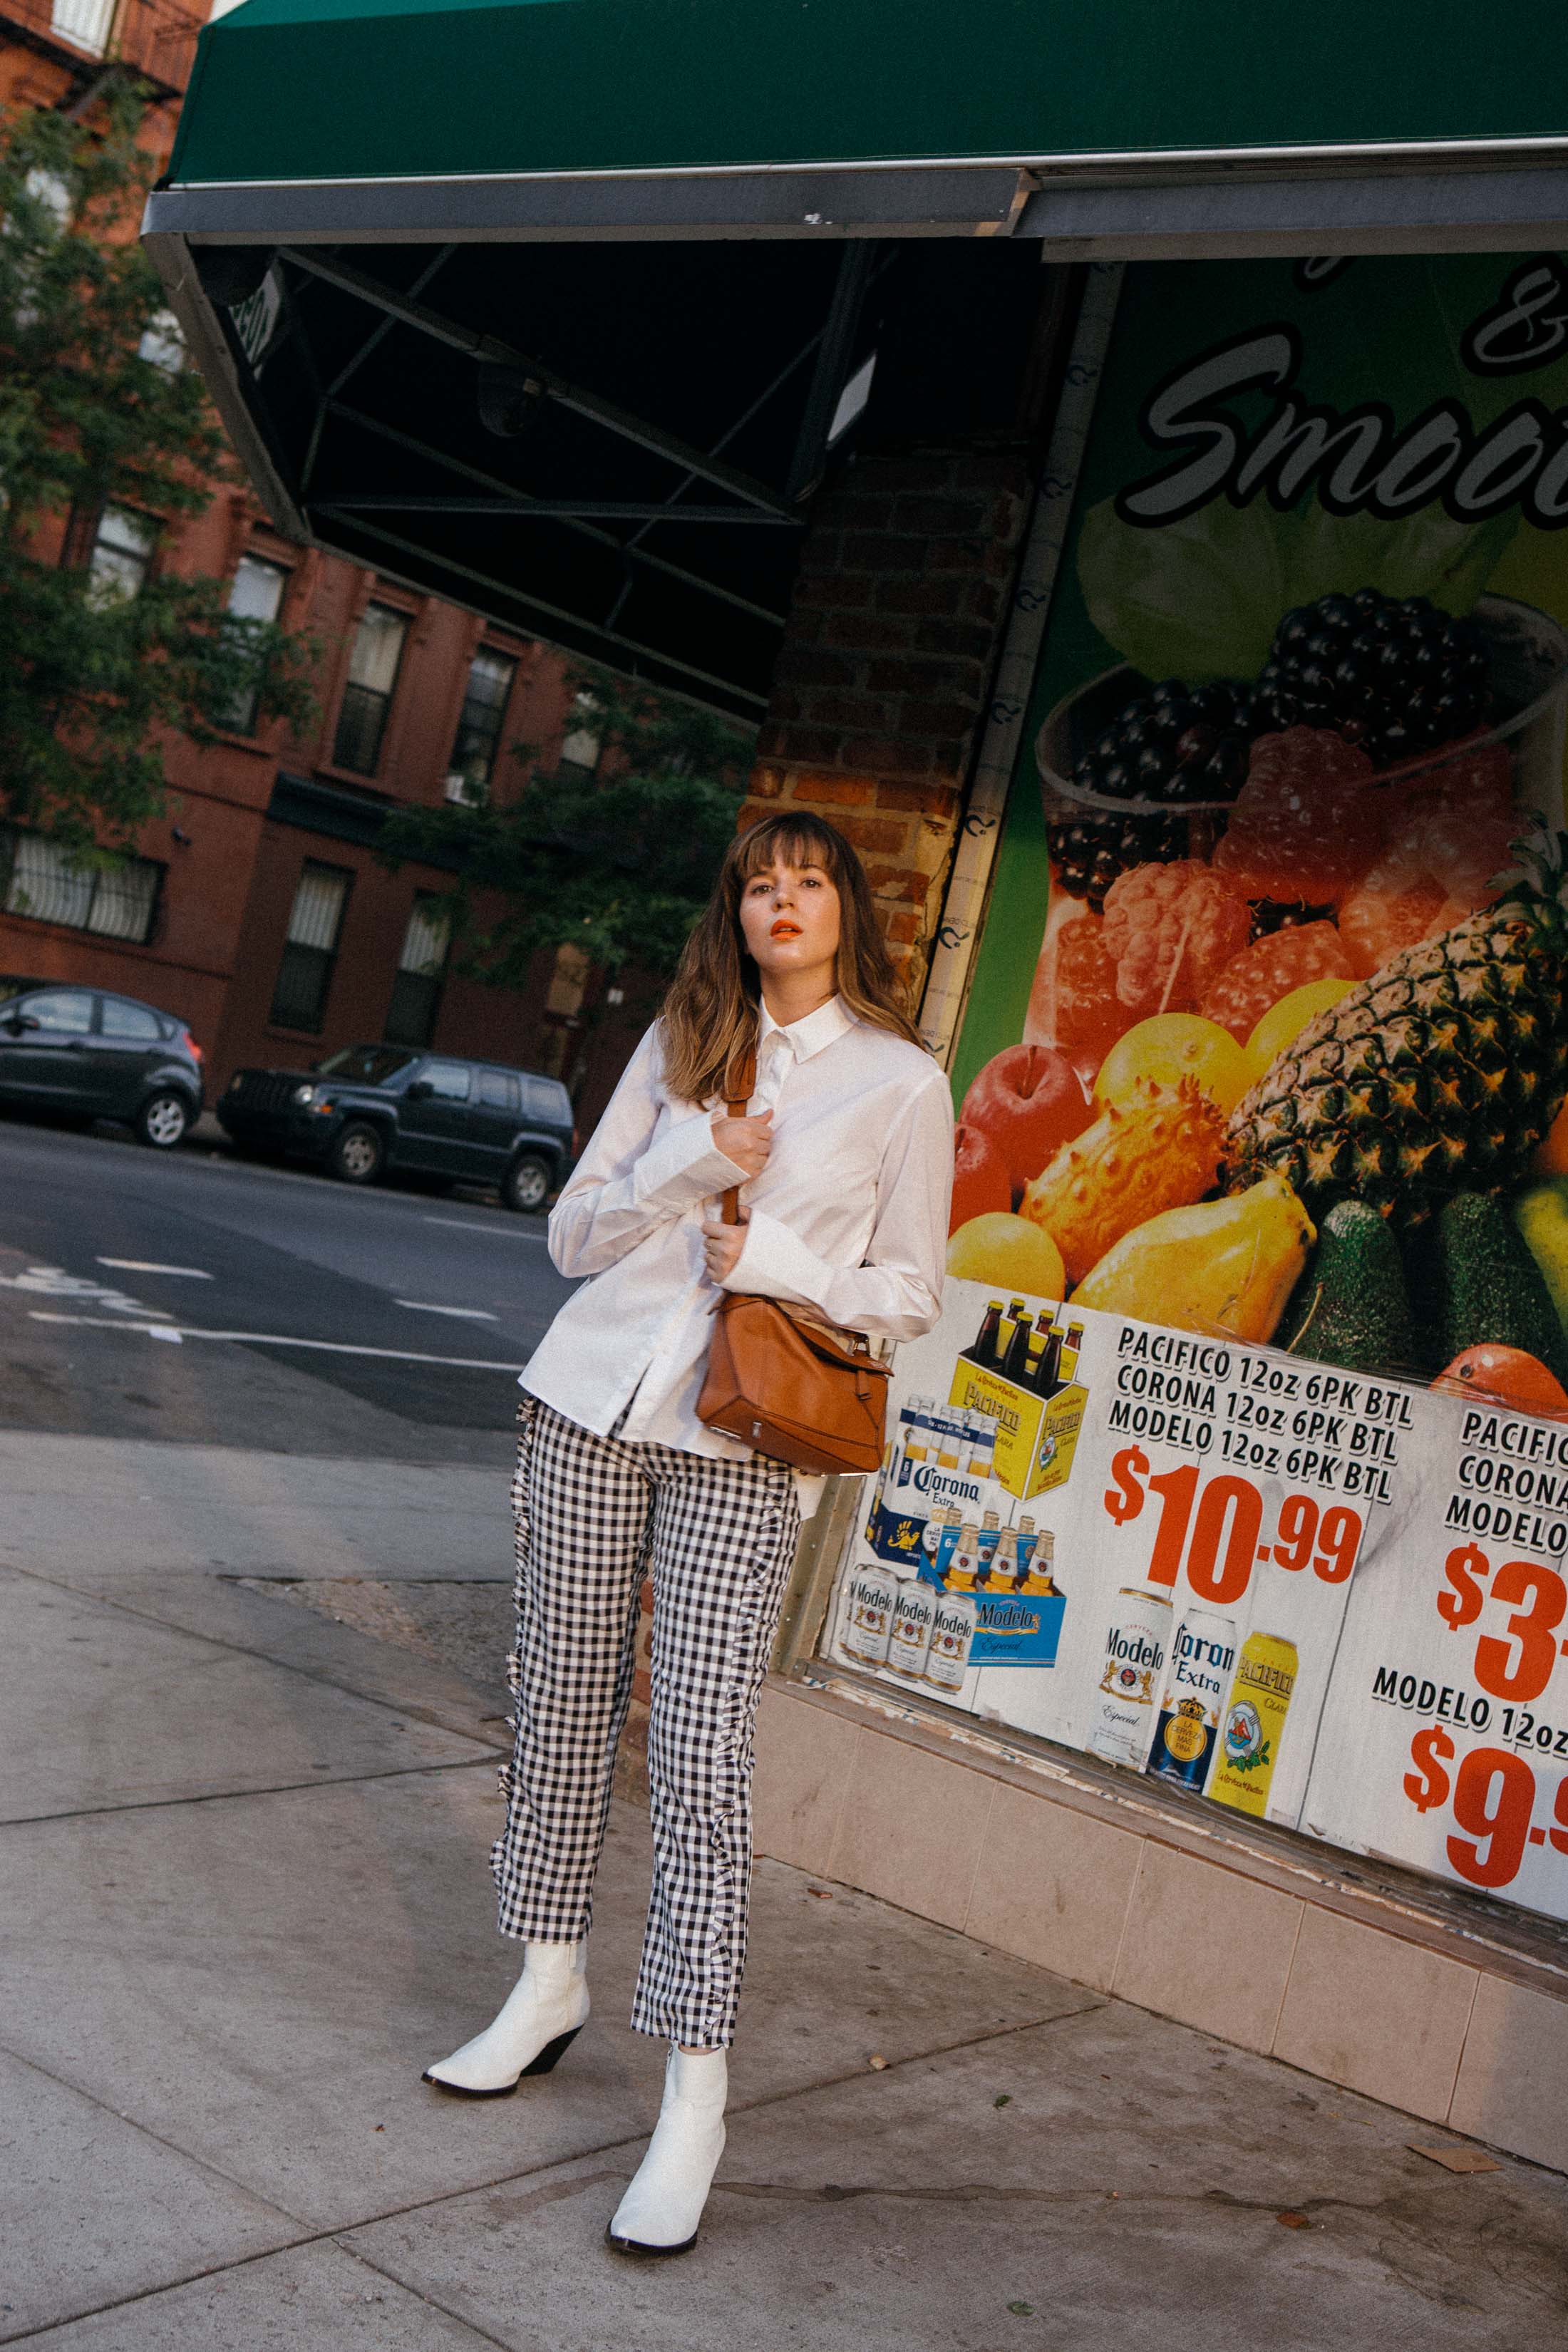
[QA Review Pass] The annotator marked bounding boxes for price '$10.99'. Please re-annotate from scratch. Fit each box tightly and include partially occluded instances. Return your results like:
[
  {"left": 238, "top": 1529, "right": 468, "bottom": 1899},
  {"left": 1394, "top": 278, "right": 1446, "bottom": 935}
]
[{"left": 1102, "top": 1446, "right": 1363, "bottom": 1607}]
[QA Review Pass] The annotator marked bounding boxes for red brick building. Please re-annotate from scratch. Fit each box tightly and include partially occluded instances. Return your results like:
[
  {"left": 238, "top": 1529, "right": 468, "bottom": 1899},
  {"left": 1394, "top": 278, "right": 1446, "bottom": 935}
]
[{"left": 1, "top": 0, "right": 646, "bottom": 1120}]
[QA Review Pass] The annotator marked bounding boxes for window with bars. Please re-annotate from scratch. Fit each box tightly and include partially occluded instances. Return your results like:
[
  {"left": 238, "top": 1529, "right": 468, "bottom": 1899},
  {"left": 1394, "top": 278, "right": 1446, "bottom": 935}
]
[
  {"left": 270, "top": 862, "right": 351, "bottom": 1032},
  {"left": 332, "top": 602, "right": 408, "bottom": 775},
  {"left": 444, "top": 649, "right": 517, "bottom": 803},
  {"left": 221, "top": 554, "right": 289, "bottom": 734},
  {"left": 384, "top": 893, "right": 452, "bottom": 1049},
  {"left": 87, "top": 506, "right": 157, "bottom": 607},
  {"left": 1, "top": 832, "right": 161, "bottom": 944}
]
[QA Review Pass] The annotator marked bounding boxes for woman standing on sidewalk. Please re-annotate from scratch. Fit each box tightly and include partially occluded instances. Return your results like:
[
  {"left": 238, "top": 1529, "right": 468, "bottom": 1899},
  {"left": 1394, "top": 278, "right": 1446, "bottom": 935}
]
[{"left": 423, "top": 810, "right": 952, "bottom": 2256}]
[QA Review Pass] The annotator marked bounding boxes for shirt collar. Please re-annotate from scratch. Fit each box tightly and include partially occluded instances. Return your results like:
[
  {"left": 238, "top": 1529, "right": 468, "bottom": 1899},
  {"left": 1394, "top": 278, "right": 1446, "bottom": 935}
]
[{"left": 757, "top": 993, "right": 854, "bottom": 1064}]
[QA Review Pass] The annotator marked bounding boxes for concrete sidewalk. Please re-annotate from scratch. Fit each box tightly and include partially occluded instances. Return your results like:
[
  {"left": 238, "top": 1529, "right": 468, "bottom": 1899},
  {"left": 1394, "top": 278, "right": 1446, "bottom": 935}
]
[{"left": 4, "top": 1432, "right": 1567, "bottom": 2349}]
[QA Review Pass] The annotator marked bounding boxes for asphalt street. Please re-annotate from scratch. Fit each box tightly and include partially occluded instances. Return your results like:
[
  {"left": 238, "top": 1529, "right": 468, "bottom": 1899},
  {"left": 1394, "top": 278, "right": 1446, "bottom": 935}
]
[{"left": 0, "top": 1111, "right": 580, "bottom": 1464}]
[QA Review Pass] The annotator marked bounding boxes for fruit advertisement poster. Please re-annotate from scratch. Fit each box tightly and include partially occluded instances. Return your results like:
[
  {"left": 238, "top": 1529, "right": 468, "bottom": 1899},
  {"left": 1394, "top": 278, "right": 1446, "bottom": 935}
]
[{"left": 825, "top": 254, "right": 1568, "bottom": 1924}]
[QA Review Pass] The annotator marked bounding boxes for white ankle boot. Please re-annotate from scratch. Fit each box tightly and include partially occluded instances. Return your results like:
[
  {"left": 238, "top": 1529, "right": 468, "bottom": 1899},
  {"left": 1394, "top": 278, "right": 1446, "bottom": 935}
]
[
  {"left": 607, "top": 2044, "right": 727, "bottom": 2257},
  {"left": 422, "top": 1941, "right": 588, "bottom": 2097}
]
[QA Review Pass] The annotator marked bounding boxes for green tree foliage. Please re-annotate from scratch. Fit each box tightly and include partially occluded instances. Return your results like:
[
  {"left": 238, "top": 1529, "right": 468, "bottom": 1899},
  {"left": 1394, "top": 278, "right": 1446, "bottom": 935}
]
[
  {"left": 0, "top": 93, "right": 315, "bottom": 860},
  {"left": 379, "top": 666, "right": 750, "bottom": 996}
]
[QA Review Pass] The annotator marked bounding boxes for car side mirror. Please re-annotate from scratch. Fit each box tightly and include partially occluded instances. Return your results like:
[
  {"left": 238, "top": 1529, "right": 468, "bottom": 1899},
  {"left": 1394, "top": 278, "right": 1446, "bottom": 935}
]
[
  {"left": 3, "top": 1013, "right": 39, "bottom": 1036},
  {"left": 405, "top": 1078, "right": 434, "bottom": 1100}
]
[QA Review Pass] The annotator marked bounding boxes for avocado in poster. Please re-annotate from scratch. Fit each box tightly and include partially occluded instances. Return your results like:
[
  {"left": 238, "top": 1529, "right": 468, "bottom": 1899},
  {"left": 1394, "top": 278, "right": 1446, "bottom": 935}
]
[{"left": 950, "top": 255, "right": 1568, "bottom": 1416}]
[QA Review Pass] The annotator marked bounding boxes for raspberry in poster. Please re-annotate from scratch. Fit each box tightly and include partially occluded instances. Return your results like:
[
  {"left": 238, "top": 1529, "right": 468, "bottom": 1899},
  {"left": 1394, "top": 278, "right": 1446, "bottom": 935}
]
[{"left": 949, "top": 254, "right": 1568, "bottom": 1415}]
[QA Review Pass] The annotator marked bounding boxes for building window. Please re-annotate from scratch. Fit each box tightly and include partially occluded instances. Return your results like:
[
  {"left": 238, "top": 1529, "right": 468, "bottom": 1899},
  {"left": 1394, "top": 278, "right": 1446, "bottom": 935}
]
[
  {"left": 270, "top": 861, "right": 350, "bottom": 1032},
  {"left": 138, "top": 309, "right": 185, "bottom": 373},
  {"left": 1, "top": 832, "right": 161, "bottom": 944},
  {"left": 332, "top": 602, "right": 408, "bottom": 775},
  {"left": 87, "top": 506, "right": 157, "bottom": 607},
  {"left": 444, "top": 649, "right": 517, "bottom": 803},
  {"left": 51, "top": 0, "right": 115, "bottom": 53},
  {"left": 222, "top": 554, "right": 289, "bottom": 734},
  {"left": 384, "top": 893, "right": 451, "bottom": 1049},
  {"left": 557, "top": 690, "right": 603, "bottom": 781}
]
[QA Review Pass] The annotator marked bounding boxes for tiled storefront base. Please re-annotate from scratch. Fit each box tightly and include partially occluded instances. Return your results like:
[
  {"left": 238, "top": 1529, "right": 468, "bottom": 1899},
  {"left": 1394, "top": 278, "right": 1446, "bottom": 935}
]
[{"left": 753, "top": 1674, "right": 1568, "bottom": 2176}]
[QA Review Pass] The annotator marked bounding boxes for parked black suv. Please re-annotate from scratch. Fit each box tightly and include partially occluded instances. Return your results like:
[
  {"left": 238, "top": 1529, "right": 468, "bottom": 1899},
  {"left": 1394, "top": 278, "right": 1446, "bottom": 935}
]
[
  {"left": 217, "top": 1044, "right": 576, "bottom": 1212},
  {"left": 0, "top": 985, "right": 205, "bottom": 1148}
]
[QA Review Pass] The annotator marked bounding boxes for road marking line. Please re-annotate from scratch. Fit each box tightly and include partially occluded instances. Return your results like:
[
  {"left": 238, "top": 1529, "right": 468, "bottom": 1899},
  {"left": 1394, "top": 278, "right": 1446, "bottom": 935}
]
[
  {"left": 423, "top": 1217, "right": 548, "bottom": 1242},
  {"left": 97, "top": 1258, "right": 213, "bottom": 1279},
  {"left": 28, "top": 1310, "right": 527, "bottom": 1372},
  {"left": 396, "top": 1300, "right": 500, "bottom": 1322}
]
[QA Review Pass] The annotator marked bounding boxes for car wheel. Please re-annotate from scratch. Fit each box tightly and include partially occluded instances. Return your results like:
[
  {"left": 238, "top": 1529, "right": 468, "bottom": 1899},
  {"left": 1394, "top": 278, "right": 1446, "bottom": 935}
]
[
  {"left": 135, "top": 1090, "right": 192, "bottom": 1150},
  {"left": 329, "top": 1120, "right": 387, "bottom": 1186},
  {"left": 502, "top": 1151, "right": 552, "bottom": 1214}
]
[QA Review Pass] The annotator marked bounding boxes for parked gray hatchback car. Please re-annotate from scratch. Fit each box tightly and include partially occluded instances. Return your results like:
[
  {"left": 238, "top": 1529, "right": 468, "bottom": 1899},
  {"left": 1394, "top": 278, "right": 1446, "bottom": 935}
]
[{"left": 0, "top": 985, "right": 205, "bottom": 1147}]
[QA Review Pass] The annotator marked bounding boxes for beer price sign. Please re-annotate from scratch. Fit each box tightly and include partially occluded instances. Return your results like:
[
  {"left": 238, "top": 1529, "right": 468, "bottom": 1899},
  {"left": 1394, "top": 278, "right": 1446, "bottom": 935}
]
[
  {"left": 826, "top": 1279, "right": 1568, "bottom": 1925},
  {"left": 1303, "top": 1410, "right": 1568, "bottom": 1916}
]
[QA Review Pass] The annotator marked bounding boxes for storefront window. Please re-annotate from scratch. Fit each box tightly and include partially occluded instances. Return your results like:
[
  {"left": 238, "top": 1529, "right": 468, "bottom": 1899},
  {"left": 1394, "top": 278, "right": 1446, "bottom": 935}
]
[{"left": 823, "top": 252, "right": 1568, "bottom": 1932}]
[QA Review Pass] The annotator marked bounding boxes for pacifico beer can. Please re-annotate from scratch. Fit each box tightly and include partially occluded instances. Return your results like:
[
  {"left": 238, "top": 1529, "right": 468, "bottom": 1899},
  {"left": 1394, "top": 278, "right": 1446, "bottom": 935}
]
[
  {"left": 842, "top": 1559, "right": 897, "bottom": 1668},
  {"left": 1208, "top": 1631, "right": 1299, "bottom": 1819},
  {"left": 1088, "top": 1587, "right": 1173, "bottom": 1770},
  {"left": 1150, "top": 1606, "right": 1237, "bottom": 1792}
]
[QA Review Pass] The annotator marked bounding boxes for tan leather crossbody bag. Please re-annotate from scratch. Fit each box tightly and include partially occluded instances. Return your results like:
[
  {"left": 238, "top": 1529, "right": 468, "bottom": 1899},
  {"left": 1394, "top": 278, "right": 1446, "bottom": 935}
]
[{"left": 696, "top": 1052, "right": 889, "bottom": 1476}]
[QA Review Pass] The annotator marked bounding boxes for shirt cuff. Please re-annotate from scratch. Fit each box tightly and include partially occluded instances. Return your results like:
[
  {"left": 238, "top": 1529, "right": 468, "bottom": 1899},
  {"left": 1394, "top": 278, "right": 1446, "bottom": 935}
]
[
  {"left": 633, "top": 1110, "right": 749, "bottom": 1211},
  {"left": 720, "top": 1205, "right": 834, "bottom": 1314}
]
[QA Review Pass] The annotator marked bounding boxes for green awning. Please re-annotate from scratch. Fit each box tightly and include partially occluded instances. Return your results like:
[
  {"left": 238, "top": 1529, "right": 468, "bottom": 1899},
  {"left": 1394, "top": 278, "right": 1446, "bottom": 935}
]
[
  {"left": 153, "top": 0, "right": 1568, "bottom": 247},
  {"left": 143, "top": 0, "right": 1568, "bottom": 716}
]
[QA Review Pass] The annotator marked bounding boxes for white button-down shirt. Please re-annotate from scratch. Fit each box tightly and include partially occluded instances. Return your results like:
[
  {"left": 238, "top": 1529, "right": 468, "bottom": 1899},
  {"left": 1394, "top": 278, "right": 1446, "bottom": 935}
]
[{"left": 521, "top": 996, "right": 953, "bottom": 1498}]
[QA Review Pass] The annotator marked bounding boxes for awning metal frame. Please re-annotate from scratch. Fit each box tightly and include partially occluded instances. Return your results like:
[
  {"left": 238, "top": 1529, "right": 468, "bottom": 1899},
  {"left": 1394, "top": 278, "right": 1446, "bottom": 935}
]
[{"left": 143, "top": 229, "right": 904, "bottom": 713}]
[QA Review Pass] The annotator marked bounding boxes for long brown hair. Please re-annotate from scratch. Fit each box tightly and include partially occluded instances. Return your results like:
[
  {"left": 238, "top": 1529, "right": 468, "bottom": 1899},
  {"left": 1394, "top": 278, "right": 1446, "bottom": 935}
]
[{"left": 659, "top": 813, "right": 927, "bottom": 1105}]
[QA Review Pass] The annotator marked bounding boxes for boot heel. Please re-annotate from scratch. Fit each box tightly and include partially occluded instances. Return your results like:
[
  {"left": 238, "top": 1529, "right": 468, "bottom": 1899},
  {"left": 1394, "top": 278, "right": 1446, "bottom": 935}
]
[{"left": 522, "top": 2025, "right": 582, "bottom": 2077}]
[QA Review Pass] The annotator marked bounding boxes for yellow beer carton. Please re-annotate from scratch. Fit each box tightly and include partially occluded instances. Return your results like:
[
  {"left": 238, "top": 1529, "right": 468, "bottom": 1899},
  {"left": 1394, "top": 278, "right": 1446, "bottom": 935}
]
[{"left": 947, "top": 1359, "right": 1087, "bottom": 1502}]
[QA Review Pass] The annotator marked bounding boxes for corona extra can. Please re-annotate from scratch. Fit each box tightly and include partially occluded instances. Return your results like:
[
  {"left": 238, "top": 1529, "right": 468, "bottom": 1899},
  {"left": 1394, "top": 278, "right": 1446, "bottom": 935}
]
[
  {"left": 842, "top": 1559, "right": 897, "bottom": 1667},
  {"left": 1088, "top": 1587, "right": 1172, "bottom": 1768},
  {"left": 1150, "top": 1606, "right": 1237, "bottom": 1792},
  {"left": 1207, "top": 1631, "right": 1298, "bottom": 1818},
  {"left": 886, "top": 1574, "right": 936, "bottom": 1678},
  {"left": 924, "top": 1589, "right": 978, "bottom": 1694}
]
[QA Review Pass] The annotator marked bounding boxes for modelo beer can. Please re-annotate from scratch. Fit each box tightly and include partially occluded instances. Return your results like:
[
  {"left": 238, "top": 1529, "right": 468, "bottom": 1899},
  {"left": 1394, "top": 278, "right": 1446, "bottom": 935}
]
[
  {"left": 842, "top": 1559, "right": 897, "bottom": 1668},
  {"left": 1088, "top": 1587, "right": 1172, "bottom": 1769},
  {"left": 886, "top": 1574, "right": 936, "bottom": 1678},
  {"left": 924, "top": 1589, "right": 978, "bottom": 1695},
  {"left": 1150, "top": 1606, "right": 1237, "bottom": 1792},
  {"left": 1208, "top": 1631, "right": 1298, "bottom": 1818}
]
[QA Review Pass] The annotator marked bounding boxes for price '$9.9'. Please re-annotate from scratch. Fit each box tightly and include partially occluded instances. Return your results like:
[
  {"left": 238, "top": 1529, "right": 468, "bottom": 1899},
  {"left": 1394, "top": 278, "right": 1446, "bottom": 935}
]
[
  {"left": 1397, "top": 1539, "right": 1568, "bottom": 1894},
  {"left": 1103, "top": 1445, "right": 1363, "bottom": 1606}
]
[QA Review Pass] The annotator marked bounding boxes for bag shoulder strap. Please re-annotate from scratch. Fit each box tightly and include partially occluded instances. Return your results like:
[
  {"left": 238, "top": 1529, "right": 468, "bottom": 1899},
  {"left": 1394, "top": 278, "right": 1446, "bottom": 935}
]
[{"left": 720, "top": 1045, "right": 758, "bottom": 1229}]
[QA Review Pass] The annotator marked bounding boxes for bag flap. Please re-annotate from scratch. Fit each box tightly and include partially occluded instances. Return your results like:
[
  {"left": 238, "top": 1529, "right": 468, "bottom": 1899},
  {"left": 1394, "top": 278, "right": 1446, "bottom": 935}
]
[{"left": 718, "top": 1291, "right": 889, "bottom": 1378}]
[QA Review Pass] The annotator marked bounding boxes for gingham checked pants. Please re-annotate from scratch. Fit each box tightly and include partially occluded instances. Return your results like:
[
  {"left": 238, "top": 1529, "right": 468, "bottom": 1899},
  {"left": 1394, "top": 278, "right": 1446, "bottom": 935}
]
[{"left": 490, "top": 1398, "right": 800, "bottom": 2048}]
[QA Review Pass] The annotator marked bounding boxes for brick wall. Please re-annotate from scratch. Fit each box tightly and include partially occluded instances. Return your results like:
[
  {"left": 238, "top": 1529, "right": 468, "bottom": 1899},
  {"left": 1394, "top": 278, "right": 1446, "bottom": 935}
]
[{"left": 737, "top": 445, "right": 1036, "bottom": 996}]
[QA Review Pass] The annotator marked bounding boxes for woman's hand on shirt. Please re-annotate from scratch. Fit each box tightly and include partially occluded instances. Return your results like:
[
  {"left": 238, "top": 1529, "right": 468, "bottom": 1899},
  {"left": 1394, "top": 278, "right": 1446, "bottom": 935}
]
[
  {"left": 701, "top": 1205, "right": 750, "bottom": 1286},
  {"left": 711, "top": 1108, "right": 773, "bottom": 1178}
]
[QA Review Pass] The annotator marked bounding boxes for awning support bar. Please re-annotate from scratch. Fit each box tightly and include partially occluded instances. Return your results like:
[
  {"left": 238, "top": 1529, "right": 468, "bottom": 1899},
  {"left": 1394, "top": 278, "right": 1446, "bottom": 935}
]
[
  {"left": 335, "top": 513, "right": 771, "bottom": 711},
  {"left": 276, "top": 245, "right": 800, "bottom": 519},
  {"left": 320, "top": 399, "right": 794, "bottom": 626},
  {"left": 311, "top": 495, "right": 801, "bottom": 522}
]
